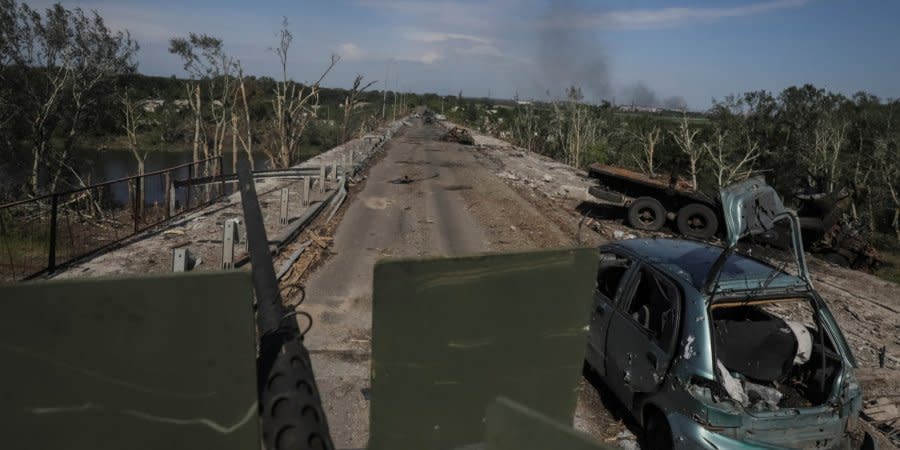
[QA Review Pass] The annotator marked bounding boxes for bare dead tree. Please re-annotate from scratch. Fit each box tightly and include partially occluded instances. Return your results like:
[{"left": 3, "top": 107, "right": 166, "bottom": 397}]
[
  {"left": 121, "top": 89, "right": 147, "bottom": 216},
  {"left": 627, "top": 124, "right": 663, "bottom": 177},
  {"left": 874, "top": 137, "right": 900, "bottom": 240},
  {"left": 511, "top": 98, "right": 538, "bottom": 153},
  {"left": 341, "top": 74, "right": 376, "bottom": 144},
  {"left": 169, "top": 33, "right": 236, "bottom": 170},
  {"left": 233, "top": 62, "right": 254, "bottom": 170},
  {"left": 805, "top": 115, "right": 849, "bottom": 193},
  {"left": 548, "top": 87, "right": 599, "bottom": 167},
  {"left": 670, "top": 113, "right": 702, "bottom": 188},
  {"left": 269, "top": 18, "right": 339, "bottom": 168},
  {"left": 704, "top": 128, "right": 761, "bottom": 187}
]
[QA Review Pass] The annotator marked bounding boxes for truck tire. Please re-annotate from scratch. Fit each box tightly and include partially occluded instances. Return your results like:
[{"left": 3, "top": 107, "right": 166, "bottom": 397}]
[
  {"left": 627, "top": 197, "right": 667, "bottom": 231},
  {"left": 643, "top": 408, "right": 673, "bottom": 450},
  {"left": 676, "top": 203, "right": 718, "bottom": 239},
  {"left": 261, "top": 338, "right": 334, "bottom": 450}
]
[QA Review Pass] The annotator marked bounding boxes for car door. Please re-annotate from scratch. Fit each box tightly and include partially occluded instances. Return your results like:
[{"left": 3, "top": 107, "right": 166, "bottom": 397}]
[
  {"left": 585, "top": 251, "right": 636, "bottom": 376},
  {"left": 604, "top": 264, "right": 681, "bottom": 410}
]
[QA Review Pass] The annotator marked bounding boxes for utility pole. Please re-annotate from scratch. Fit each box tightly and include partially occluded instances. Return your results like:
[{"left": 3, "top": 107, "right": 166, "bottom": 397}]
[
  {"left": 382, "top": 59, "right": 391, "bottom": 120},
  {"left": 393, "top": 74, "right": 398, "bottom": 121}
]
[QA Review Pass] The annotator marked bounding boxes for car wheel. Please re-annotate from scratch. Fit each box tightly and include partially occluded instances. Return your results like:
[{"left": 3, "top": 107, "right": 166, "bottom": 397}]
[
  {"left": 627, "top": 197, "right": 667, "bottom": 231},
  {"left": 643, "top": 408, "right": 673, "bottom": 450},
  {"left": 676, "top": 203, "right": 719, "bottom": 239}
]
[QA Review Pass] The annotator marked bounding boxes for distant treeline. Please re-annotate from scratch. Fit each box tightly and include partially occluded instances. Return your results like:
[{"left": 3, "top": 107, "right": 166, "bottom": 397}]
[{"left": 436, "top": 85, "right": 900, "bottom": 240}]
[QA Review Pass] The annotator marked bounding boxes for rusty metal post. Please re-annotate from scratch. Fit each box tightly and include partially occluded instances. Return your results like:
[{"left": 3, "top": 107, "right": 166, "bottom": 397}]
[
  {"left": 164, "top": 172, "right": 173, "bottom": 220},
  {"left": 218, "top": 156, "right": 226, "bottom": 199},
  {"left": 47, "top": 194, "right": 58, "bottom": 273},
  {"left": 280, "top": 187, "right": 289, "bottom": 225},
  {"left": 133, "top": 175, "right": 142, "bottom": 233},
  {"left": 186, "top": 163, "right": 193, "bottom": 211}
]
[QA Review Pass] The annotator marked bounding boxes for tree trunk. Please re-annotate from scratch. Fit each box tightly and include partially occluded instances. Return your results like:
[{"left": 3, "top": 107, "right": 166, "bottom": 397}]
[
  {"left": 231, "top": 113, "right": 238, "bottom": 174},
  {"left": 30, "top": 144, "right": 42, "bottom": 195}
]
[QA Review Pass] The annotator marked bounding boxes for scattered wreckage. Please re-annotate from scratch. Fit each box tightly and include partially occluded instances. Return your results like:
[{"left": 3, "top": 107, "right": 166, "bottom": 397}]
[
  {"left": 586, "top": 163, "right": 882, "bottom": 272},
  {"left": 585, "top": 178, "right": 870, "bottom": 449},
  {"left": 795, "top": 187, "right": 881, "bottom": 271},
  {"left": 441, "top": 126, "right": 475, "bottom": 145}
]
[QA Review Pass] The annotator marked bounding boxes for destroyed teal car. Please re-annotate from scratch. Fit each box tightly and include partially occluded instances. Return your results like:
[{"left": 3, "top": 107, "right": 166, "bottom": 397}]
[{"left": 585, "top": 178, "right": 863, "bottom": 449}]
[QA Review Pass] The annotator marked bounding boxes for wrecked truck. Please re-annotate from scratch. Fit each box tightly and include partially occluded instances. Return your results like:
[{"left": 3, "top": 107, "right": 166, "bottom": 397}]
[
  {"left": 585, "top": 177, "right": 864, "bottom": 449},
  {"left": 586, "top": 163, "right": 722, "bottom": 239}
]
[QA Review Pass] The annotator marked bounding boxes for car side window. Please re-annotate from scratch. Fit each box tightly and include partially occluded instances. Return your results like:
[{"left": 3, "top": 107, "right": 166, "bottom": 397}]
[
  {"left": 596, "top": 252, "right": 631, "bottom": 302},
  {"left": 626, "top": 267, "right": 680, "bottom": 350}
]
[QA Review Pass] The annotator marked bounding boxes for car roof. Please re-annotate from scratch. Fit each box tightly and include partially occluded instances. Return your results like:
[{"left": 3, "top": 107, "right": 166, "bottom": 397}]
[{"left": 603, "top": 238, "right": 805, "bottom": 294}]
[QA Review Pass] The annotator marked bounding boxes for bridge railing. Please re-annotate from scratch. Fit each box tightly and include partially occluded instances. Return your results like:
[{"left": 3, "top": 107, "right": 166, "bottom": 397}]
[{"left": 0, "top": 156, "right": 225, "bottom": 282}]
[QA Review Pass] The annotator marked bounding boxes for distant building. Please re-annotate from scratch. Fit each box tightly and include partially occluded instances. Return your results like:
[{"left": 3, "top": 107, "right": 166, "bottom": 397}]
[
  {"left": 136, "top": 99, "right": 165, "bottom": 113},
  {"left": 516, "top": 100, "right": 532, "bottom": 106},
  {"left": 618, "top": 104, "right": 660, "bottom": 113}
]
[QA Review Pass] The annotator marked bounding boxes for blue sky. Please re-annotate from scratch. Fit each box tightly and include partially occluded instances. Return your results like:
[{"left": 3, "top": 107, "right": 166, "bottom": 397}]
[{"left": 29, "top": 0, "right": 900, "bottom": 109}]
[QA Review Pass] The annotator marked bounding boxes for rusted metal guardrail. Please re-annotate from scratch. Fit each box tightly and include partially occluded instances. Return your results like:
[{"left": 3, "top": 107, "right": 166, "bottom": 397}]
[{"left": 0, "top": 156, "right": 224, "bottom": 281}]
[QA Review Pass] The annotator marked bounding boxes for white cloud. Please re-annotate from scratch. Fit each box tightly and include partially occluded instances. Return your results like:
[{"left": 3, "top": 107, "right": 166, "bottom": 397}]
[
  {"left": 457, "top": 44, "right": 503, "bottom": 58},
  {"left": 420, "top": 51, "right": 442, "bottom": 64},
  {"left": 399, "top": 51, "right": 442, "bottom": 65},
  {"left": 546, "top": 0, "right": 811, "bottom": 30},
  {"left": 337, "top": 42, "right": 365, "bottom": 61},
  {"left": 355, "top": 0, "right": 498, "bottom": 28},
  {"left": 403, "top": 31, "right": 491, "bottom": 45}
]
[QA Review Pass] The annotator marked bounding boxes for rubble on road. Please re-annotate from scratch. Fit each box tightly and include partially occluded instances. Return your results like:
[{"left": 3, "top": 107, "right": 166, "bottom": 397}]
[{"left": 441, "top": 126, "right": 475, "bottom": 145}]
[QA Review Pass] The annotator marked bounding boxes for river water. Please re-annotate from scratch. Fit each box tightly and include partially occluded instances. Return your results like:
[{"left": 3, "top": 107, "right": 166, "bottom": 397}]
[
  {"left": 78, "top": 149, "right": 270, "bottom": 183},
  {"left": 0, "top": 149, "right": 270, "bottom": 206}
]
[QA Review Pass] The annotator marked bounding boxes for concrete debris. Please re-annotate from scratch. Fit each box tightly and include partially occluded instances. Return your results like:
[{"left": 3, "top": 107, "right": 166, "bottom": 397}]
[
  {"left": 863, "top": 397, "right": 899, "bottom": 426},
  {"left": 556, "top": 184, "right": 591, "bottom": 201},
  {"left": 542, "top": 174, "right": 553, "bottom": 182},
  {"left": 717, "top": 360, "right": 749, "bottom": 405},
  {"left": 441, "top": 127, "right": 475, "bottom": 145},
  {"left": 496, "top": 171, "right": 519, "bottom": 181},
  {"left": 744, "top": 380, "right": 783, "bottom": 410},
  {"left": 615, "top": 429, "right": 640, "bottom": 450},
  {"left": 612, "top": 230, "right": 637, "bottom": 240}
]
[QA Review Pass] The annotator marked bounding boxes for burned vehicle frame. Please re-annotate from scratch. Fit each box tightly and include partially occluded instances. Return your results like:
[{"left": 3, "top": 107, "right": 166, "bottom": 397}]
[{"left": 585, "top": 178, "right": 864, "bottom": 449}]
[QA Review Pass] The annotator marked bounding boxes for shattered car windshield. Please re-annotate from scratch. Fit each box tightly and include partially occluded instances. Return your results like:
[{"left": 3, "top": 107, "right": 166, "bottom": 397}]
[{"left": 635, "top": 239, "right": 801, "bottom": 292}]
